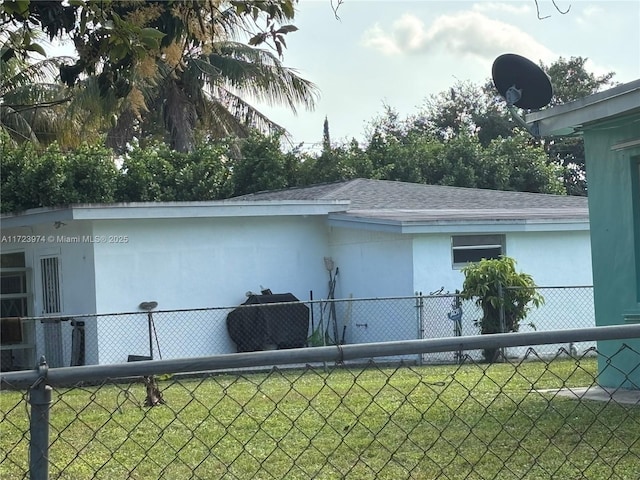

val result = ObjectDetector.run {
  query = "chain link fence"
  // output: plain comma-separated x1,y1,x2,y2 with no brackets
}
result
1,324,640,479
1,287,595,371
419,286,595,363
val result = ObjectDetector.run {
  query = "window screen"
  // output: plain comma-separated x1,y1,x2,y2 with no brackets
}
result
452,235,505,267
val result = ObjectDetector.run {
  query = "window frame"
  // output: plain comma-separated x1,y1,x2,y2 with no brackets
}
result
1,251,33,351
40,256,62,315
451,234,506,268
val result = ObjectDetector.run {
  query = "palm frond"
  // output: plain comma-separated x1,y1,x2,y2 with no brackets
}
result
199,97,250,138
0,49,87,147
193,41,318,113
0,105,40,144
2,82,71,109
207,88,287,136
1,56,73,95
1,82,74,145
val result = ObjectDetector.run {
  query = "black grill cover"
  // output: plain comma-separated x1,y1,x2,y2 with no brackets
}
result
226,293,309,352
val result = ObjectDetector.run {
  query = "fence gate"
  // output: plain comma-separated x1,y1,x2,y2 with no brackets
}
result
41,319,63,368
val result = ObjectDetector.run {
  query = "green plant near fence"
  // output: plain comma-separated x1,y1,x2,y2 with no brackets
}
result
2,357,639,479
461,256,544,362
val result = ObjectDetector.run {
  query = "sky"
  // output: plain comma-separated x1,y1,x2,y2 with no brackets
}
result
254,0,640,150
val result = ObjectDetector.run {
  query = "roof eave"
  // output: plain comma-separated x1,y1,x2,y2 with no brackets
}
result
525,79,640,137
328,213,590,234
1,200,351,229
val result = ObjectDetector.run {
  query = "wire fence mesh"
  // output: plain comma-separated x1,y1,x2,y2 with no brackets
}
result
1,324,640,480
419,286,595,363
1,286,596,371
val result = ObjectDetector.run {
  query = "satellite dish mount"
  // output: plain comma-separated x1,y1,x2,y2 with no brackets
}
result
505,86,523,106
492,53,553,136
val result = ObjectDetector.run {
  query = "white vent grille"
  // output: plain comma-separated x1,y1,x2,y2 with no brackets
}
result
41,257,61,314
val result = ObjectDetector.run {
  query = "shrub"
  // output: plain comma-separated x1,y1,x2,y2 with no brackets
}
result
461,256,543,362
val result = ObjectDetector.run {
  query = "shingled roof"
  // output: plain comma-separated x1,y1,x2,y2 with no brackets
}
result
234,179,589,224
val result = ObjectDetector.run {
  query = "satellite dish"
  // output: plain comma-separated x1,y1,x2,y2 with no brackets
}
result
492,53,553,136
492,54,553,109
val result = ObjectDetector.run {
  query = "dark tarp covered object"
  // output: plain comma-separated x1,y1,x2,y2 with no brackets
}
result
226,293,309,353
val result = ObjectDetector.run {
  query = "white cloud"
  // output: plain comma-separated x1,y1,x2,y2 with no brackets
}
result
583,58,615,79
361,23,403,56
362,11,555,64
472,2,532,15
576,6,605,25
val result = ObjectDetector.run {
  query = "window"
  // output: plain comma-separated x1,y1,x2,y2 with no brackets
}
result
1,270,28,318
1,252,30,344
41,256,62,314
452,235,505,267
0,252,29,345
1,252,36,369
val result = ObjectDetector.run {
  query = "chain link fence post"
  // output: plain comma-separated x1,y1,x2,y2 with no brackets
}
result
415,292,424,365
29,356,51,480
498,283,507,360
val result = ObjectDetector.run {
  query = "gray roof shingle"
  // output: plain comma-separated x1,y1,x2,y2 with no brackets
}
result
234,179,588,222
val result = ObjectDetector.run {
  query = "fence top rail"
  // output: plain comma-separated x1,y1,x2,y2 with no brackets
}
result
10,294,462,322
10,287,594,322
2,323,638,390
505,285,593,290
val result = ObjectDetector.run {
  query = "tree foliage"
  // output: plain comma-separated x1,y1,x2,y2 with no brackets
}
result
543,56,615,106
1,1,318,152
0,22,617,208
115,141,234,202
1,1,299,80
352,108,564,193
0,132,241,212
0,30,77,146
539,56,616,196
0,134,118,212
229,132,292,196
460,256,544,362
370,56,616,196
413,80,514,147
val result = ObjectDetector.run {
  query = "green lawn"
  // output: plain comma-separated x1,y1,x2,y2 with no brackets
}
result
1,358,639,479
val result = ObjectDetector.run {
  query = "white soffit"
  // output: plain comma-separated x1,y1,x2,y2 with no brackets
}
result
328,209,590,234
1,200,350,228
525,79,640,137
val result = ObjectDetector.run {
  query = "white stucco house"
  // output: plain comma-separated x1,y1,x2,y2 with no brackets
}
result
1,179,592,367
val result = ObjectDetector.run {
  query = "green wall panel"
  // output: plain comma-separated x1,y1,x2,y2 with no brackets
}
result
583,115,640,389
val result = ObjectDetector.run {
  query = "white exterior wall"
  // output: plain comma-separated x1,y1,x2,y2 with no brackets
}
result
91,216,331,363
328,227,414,298
504,230,594,357
1,222,97,367
412,233,473,362
412,229,593,293
505,230,592,287
328,227,416,347
412,234,466,295
412,229,594,360
2,211,594,366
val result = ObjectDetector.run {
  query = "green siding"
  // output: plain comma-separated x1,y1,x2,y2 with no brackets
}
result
583,115,640,389
633,159,640,301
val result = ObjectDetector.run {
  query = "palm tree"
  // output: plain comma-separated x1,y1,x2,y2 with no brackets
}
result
107,41,318,152
2,3,318,153
0,40,74,146
0,30,113,149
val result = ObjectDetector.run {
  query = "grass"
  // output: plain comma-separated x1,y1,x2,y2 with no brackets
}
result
1,357,640,479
